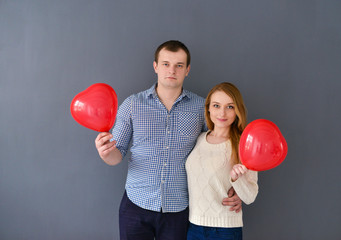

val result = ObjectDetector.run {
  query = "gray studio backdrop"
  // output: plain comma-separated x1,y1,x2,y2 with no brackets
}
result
1,0,341,239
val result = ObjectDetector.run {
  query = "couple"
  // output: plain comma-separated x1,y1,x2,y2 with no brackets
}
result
95,40,259,240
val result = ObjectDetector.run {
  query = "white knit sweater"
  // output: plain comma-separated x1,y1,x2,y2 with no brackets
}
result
186,131,258,228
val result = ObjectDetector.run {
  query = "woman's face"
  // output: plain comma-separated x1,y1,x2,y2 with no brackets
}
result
208,90,237,130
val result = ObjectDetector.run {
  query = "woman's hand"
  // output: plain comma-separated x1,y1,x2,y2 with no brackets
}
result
230,164,248,182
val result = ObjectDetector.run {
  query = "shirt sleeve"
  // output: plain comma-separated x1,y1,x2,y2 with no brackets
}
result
111,95,133,159
230,170,259,205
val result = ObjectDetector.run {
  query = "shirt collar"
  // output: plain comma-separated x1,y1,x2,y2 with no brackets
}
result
146,83,157,98
147,83,190,101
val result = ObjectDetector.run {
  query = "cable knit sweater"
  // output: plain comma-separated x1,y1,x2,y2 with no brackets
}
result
185,131,258,228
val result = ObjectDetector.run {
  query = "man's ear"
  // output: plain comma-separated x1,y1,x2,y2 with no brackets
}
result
153,61,158,73
186,64,191,76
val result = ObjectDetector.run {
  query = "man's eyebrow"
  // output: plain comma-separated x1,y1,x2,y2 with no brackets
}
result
161,61,185,65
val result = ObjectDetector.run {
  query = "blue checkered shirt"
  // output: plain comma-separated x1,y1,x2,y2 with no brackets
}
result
112,84,206,212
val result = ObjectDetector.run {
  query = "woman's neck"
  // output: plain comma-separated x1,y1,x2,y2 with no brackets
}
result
207,127,230,144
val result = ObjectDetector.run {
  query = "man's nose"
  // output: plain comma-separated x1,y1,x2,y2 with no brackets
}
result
169,65,176,73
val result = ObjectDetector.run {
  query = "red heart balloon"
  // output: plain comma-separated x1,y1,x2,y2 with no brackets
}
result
239,119,288,171
70,83,118,132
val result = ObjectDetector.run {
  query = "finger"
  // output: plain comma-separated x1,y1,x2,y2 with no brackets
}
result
225,195,241,206
99,142,116,157
101,134,113,145
228,197,242,208
235,165,247,176
232,169,241,179
96,132,110,140
233,163,242,169
222,198,237,206
241,165,248,174
222,195,235,202
100,141,116,152
236,164,244,171
237,165,244,173
97,134,113,148
230,204,242,212
233,165,242,173
227,187,235,198
223,201,235,207
95,132,110,145
230,170,237,181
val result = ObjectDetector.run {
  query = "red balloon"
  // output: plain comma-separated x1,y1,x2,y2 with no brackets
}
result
239,119,288,171
70,83,118,132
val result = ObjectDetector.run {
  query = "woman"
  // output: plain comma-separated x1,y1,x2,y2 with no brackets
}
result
186,82,259,240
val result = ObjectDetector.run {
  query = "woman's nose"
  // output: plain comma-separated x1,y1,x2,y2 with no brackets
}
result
219,108,227,116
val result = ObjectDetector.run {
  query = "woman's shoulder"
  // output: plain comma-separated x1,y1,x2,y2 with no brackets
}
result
195,131,209,145
198,131,209,139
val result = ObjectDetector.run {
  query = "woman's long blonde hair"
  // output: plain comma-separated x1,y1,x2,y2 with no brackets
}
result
205,82,247,165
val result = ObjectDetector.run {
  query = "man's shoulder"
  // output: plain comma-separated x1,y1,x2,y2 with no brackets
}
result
183,89,204,100
183,89,205,107
132,85,155,99
123,86,153,102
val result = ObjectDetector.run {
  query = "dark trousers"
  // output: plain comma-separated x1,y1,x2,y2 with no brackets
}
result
187,223,242,240
119,191,189,240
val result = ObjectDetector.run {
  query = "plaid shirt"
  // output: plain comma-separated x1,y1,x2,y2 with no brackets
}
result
112,84,205,212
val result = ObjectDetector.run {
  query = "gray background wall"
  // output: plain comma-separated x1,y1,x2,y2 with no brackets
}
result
1,0,340,239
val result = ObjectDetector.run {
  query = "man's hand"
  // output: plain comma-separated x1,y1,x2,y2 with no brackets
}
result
95,132,115,159
222,187,242,213
95,132,122,165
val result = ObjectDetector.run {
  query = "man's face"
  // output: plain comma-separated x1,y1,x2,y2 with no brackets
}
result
153,48,190,90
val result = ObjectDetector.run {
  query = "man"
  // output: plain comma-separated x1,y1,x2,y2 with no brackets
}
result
95,40,242,240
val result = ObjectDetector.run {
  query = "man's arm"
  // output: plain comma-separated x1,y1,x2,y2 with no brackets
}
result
95,132,122,165
222,187,242,213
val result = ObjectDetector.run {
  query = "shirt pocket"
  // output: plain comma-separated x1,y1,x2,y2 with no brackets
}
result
132,109,165,138
176,112,201,136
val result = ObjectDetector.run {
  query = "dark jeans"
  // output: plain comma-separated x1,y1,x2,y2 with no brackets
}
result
187,223,242,240
119,191,189,240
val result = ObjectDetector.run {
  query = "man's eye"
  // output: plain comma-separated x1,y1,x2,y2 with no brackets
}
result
177,65,183,68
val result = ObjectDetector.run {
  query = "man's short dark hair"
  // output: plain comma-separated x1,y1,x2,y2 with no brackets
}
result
154,40,191,67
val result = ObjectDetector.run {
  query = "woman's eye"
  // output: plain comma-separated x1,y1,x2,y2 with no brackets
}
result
227,105,234,109
213,104,219,108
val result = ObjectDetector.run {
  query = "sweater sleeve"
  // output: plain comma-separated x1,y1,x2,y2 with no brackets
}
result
230,170,258,205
